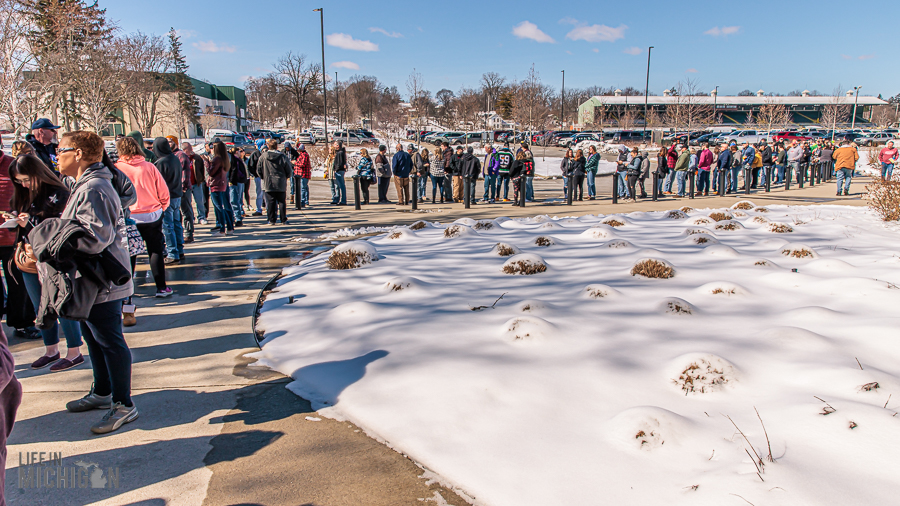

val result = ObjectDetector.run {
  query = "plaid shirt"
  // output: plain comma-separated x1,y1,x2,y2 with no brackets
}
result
293,151,311,178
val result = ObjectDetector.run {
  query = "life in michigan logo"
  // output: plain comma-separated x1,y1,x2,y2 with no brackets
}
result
17,451,120,489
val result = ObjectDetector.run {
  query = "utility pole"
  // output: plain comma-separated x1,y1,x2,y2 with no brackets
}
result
313,8,327,144
851,86,861,130
643,46,653,139
560,70,565,130
335,72,341,142
713,85,719,126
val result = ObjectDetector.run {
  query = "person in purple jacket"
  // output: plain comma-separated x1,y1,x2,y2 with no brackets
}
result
482,146,500,202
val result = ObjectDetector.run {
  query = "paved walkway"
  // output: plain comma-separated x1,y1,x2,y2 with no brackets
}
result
4,173,870,505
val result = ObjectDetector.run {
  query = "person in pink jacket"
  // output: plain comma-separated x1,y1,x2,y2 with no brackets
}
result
115,137,172,325
697,142,715,196
878,140,898,180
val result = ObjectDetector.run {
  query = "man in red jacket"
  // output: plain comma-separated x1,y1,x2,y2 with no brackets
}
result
697,142,714,196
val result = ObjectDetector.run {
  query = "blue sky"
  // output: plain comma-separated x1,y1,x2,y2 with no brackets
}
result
104,0,897,99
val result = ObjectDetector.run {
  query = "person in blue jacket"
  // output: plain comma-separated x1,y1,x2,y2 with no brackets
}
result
392,143,412,205
482,146,499,202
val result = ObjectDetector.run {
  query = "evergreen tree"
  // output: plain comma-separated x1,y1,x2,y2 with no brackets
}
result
168,27,199,136
497,91,514,120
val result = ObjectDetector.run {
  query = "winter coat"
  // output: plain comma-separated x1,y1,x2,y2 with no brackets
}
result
173,148,192,193
0,326,21,504
674,151,690,171
640,156,651,178
657,154,669,175
626,155,643,177
787,145,803,163
509,158,534,179
833,146,859,170
28,139,57,171
260,150,293,192
332,147,347,173
617,151,628,172
818,148,834,163
483,152,499,177
374,153,392,178
585,153,600,174
570,157,586,176
442,147,453,173
759,146,773,165
0,154,17,247
667,145,678,169
741,146,756,166
207,156,228,192
356,156,374,181
392,150,412,178
152,137,183,199
413,152,428,176
190,153,206,185
126,131,156,163
561,157,572,176
430,154,445,177
717,150,732,171
229,155,247,185
458,153,481,179
247,149,264,179
115,156,170,216
294,151,312,178
496,149,513,175
698,149,714,171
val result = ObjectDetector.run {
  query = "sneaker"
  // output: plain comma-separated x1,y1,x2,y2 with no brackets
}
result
251,211,262,216
184,236,194,244
15,327,42,340
225,229,234,236
234,221,244,227
31,353,60,369
163,257,179,265
67,390,112,412
91,402,139,434
50,354,84,372
155,287,173,298
199,219,208,225
843,190,849,196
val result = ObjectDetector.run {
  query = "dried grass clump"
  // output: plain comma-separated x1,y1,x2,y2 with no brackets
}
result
631,259,674,279
606,240,631,248
865,178,900,221
666,301,693,314
753,216,769,224
675,360,728,394
680,206,694,213
503,260,547,275
386,280,410,291
733,210,747,217
667,210,688,219
859,382,880,392
495,243,517,256
327,250,369,270
754,207,769,213
694,236,710,244
587,289,608,299
444,225,463,238
388,231,402,239
715,222,739,231
783,248,814,258
685,228,709,236
409,220,427,230
711,287,736,295
732,201,755,210
603,219,625,227
768,223,793,233
754,260,769,266
535,236,554,247
474,220,495,230
709,211,733,222
692,217,712,225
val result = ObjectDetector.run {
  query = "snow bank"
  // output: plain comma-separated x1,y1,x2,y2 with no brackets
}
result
254,204,900,506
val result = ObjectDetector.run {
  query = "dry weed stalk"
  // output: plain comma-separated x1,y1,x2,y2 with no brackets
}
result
754,407,774,463
782,248,813,258
733,201,755,210
726,415,765,472
604,219,625,227
534,236,554,247
444,225,463,238
814,396,836,415
695,236,710,244
865,177,900,221
768,223,793,233
715,222,739,231
327,250,369,270
631,259,674,279
709,212,732,222
680,206,694,213
474,221,494,230
503,261,547,275
494,243,517,256
754,207,769,212
388,231,402,239
409,220,427,230
859,381,880,392
667,210,688,219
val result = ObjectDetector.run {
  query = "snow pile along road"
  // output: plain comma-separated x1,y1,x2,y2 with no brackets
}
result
254,204,900,506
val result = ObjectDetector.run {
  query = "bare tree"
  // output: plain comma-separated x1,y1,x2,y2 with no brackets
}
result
665,79,713,134
120,32,173,136
245,75,281,127
273,52,321,128
821,87,850,133
0,0,40,133
756,97,790,135
870,105,897,129
406,68,425,141
72,39,126,132
455,87,481,134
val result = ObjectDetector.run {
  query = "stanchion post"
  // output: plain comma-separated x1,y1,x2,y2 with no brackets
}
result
689,170,695,199
765,166,771,192
744,167,751,195
353,175,361,210
567,174,574,205
410,174,417,210
785,164,792,191
612,174,619,204
652,171,658,201
798,163,804,189
519,176,526,207
463,175,470,209
718,169,726,196
295,176,303,210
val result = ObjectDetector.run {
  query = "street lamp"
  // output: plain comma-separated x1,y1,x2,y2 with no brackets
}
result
713,85,719,125
851,86,861,130
643,46,653,139
313,8,327,144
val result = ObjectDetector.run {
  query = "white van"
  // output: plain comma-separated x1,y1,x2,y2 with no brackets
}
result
205,128,235,141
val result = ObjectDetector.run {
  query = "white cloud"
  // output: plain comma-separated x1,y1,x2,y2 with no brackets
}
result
331,61,360,70
858,54,875,60
326,33,378,52
566,24,627,43
623,46,641,55
192,40,236,53
512,21,555,43
559,17,579,25
686,68,698,73
592,48,599,53
704,26,740,37
566,50,572,55
841,54,852,60
175,29,197,39
369,27,402,38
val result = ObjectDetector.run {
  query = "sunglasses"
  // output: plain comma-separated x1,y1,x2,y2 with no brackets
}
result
57,147,76,154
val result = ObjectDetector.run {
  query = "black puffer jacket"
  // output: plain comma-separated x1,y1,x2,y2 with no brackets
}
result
152,137,184,198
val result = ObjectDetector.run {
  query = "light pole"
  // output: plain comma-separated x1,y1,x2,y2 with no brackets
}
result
713,85,719,125
560,70,565,130
335,71,341,142
643,46,653,139
851,86,861,130
313,8,327,144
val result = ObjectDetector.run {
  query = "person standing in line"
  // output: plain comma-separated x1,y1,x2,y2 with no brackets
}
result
248,139,266,215
664,143,678,194
259,139,293,224
655,146,669,195
207,141,234,236
115,136,173,313
126,131,156,164
585,145,599,200
624,147,642,202
674,145,690,197
833,140,859,196
878,140,898,180
774,142,787,185
561,148,573,198
522,143,536,202
739,142,756,191
441,142,454,202
9,155,84,370
413,146,428,203
786,140,803,188
758,139,773,188
27,118,60,171
392,143,412,206
183,143,207,225
330,140,347,205
817,141,834,181
429,147,446,203
697,142,714,196
283,141,299,204
375,145,392,203
482,145,499,203
716,142,732,193
639,150,651,198
152,138,184,264
293,144,311,208
495,144,513,201
0,322,22,503
167,136,195,244
451,145,465,202
356,148,374,205
229,148,248,226
570,148,586,201
458,146,481,205
49,131,136,434
728,144,741,193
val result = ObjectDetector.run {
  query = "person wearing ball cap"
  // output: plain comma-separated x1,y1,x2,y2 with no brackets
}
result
28,118,60,170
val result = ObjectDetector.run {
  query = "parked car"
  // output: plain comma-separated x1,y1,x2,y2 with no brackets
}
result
294,131,316,144
331,131,378,146
430,132,463,145
558,133,602,147
451,132,489,145
612,131,651,143
690,133,720,146
857,132,897,146
772,131,812,143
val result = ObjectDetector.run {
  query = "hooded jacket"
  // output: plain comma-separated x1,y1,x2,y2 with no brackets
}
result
674,150,690,171
173,147,192,193
127,131,157,163
115,155,170,216
28,138,57,171
152,137,184,198
260,150,293,192
458,152,481,179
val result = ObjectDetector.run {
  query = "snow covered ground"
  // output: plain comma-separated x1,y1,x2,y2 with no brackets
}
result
254,203,900,506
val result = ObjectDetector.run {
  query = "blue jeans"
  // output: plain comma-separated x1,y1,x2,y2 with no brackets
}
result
229,183,244,222
882,162,894,179
837,168,853,192
210,190,234,231
728,167,740,192
526,176,534,201
418,175,428,199
675,171,687,196
191,184,207,220
663,171,673,192
483,174,497,200
330,172,347,204
775,164,785,184
81,299,132,406
162,197,184,260
254,177,265,212
22,271,82,348
712,169,719,191
586,171,596,197
617,172,627,196
298,177,309,205
498,175,510,199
